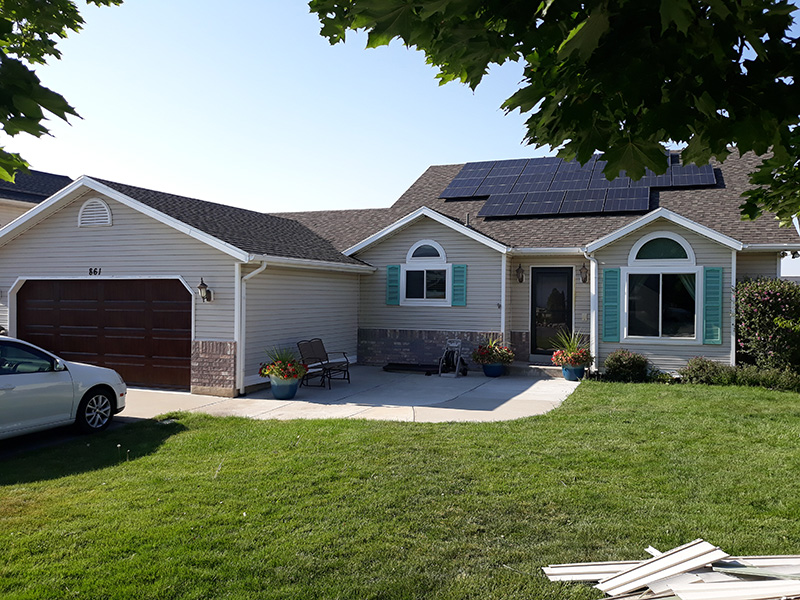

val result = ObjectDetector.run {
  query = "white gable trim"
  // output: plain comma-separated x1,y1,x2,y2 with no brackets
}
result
344,206,508,255
585,207,743,253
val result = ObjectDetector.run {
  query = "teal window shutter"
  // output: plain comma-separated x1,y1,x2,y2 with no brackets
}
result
386,265,400,305
703,267,723,344
602,268,621,342
451,264,467,306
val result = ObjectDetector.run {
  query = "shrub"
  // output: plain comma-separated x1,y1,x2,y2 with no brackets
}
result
678,356,737,385
603,348,650,382
735,364,800,393
735,278,800,370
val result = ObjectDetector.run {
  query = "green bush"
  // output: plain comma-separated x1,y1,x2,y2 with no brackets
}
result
678,356,800,393
678,356,737,385
735,278,800,370
603,348,650,382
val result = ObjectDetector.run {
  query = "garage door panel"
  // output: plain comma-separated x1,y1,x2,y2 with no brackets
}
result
17,279,191,389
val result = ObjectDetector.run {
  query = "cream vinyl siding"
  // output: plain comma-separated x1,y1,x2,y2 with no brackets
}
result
737,252,779,281
0,191,238,340
595,220,733,371
508,256,591,337
0,201,34,228
356,218,503,331
244,266,359,377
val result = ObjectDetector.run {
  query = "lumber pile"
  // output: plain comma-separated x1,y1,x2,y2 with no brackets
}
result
543,539,800,600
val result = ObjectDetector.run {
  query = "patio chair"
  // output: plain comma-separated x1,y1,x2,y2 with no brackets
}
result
297,338,350,389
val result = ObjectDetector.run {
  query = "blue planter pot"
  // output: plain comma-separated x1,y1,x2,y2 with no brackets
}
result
561,365,586,381
482,363,505,377
269,375,300,400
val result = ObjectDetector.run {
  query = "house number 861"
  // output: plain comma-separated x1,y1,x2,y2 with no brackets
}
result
88,268,102,275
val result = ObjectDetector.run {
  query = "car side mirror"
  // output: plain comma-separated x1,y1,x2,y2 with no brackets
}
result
54,359,68,372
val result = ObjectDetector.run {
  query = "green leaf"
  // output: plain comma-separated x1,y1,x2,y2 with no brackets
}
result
602,139,668,181
660,0,694,34
558,9,609,62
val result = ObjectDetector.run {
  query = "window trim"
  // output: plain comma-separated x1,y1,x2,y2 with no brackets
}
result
621,265,703,344
401,240,451,306
628,231,695,266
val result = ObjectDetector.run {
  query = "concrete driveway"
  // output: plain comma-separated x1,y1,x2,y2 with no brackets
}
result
120,365,580,424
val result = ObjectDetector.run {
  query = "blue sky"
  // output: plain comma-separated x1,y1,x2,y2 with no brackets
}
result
5,0,800,273
6,0,546,212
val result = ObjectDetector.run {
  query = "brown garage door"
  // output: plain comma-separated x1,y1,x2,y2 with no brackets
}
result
17,279,192,389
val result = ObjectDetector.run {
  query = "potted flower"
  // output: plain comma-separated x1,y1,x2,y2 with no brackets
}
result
471,338,515,377
550,329,593,381
259,347,308,400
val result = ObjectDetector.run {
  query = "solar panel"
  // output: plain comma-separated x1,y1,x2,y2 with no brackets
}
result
511,178,552,193
487,159,528,177
630,168,671,188
604,187,651,212
671,163,716,186
439,176,488,199
589,173,630,189
560,189,607,214
477,193,526,218
475,175,520,196
522,161,559,176
557,159,595,173
517,191,566,216
549,172,591,191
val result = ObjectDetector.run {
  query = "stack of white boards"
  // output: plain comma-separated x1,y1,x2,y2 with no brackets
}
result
542,539,800,600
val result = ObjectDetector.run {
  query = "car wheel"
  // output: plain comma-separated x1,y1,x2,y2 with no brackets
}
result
76,389,114,433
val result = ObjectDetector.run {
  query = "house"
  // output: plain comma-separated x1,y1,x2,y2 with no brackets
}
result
281,151,800,373
0,152,796,397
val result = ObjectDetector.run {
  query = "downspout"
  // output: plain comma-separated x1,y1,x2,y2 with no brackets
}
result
731,250,737,366
583,250,599,371
237,261,268,394
500,253,508,343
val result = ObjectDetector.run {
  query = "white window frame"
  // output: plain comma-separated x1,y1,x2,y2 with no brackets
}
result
401,240,451,306
622,232,701,344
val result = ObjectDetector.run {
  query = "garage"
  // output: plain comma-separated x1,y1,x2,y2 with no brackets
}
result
16,279,192,389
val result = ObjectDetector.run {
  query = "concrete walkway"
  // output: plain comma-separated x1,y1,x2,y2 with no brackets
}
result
119,366,580,424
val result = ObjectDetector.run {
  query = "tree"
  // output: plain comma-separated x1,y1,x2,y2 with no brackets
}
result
0,0,121,181
308,0,800,225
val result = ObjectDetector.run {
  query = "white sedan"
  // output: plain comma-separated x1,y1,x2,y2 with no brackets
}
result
0,337,126,440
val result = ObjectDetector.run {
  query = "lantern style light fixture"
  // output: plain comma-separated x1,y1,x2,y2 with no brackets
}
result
579,263,590,284
197,278,214,302
516,263,525,283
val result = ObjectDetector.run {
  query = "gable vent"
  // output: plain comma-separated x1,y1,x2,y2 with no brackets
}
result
79,198,112,227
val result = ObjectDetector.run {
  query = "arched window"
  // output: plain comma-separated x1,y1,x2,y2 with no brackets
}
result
624,231,699,339
403,240,449,303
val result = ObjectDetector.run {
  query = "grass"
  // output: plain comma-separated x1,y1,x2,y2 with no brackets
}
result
2,382,800,599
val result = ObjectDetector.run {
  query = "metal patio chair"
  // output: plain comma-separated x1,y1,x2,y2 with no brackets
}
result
297,338,350,389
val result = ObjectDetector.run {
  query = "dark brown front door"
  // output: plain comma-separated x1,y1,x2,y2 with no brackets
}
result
17,279,192,389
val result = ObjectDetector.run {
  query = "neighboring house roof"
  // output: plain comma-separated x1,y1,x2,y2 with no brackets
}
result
93,179,367,267
0,170,73,204
278,152,800,252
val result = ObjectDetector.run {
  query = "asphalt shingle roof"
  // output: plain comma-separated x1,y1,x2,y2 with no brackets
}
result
95,179,365,266
278,152,800,252
0,170,72,204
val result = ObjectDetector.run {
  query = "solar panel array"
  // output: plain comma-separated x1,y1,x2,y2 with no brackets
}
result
439,154,716,219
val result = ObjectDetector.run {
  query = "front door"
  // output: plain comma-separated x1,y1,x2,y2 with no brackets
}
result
531,267,573,354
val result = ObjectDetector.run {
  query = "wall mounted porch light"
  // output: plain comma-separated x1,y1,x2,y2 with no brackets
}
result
197,278,214,302
579,263,590,284
516,264,525,283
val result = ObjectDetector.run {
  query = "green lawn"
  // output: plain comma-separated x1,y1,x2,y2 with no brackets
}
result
2,382,800,599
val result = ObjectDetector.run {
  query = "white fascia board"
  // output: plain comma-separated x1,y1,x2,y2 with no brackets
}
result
586,208,743,253
80,177,251,261
510,247,585,255
344,206,507,255
742,243,800,251
248,254,375,273
0,176,90,245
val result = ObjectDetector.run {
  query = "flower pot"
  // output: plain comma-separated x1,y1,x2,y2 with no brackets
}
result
482,363,505,377
269,375,300,400
561,365,586,381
